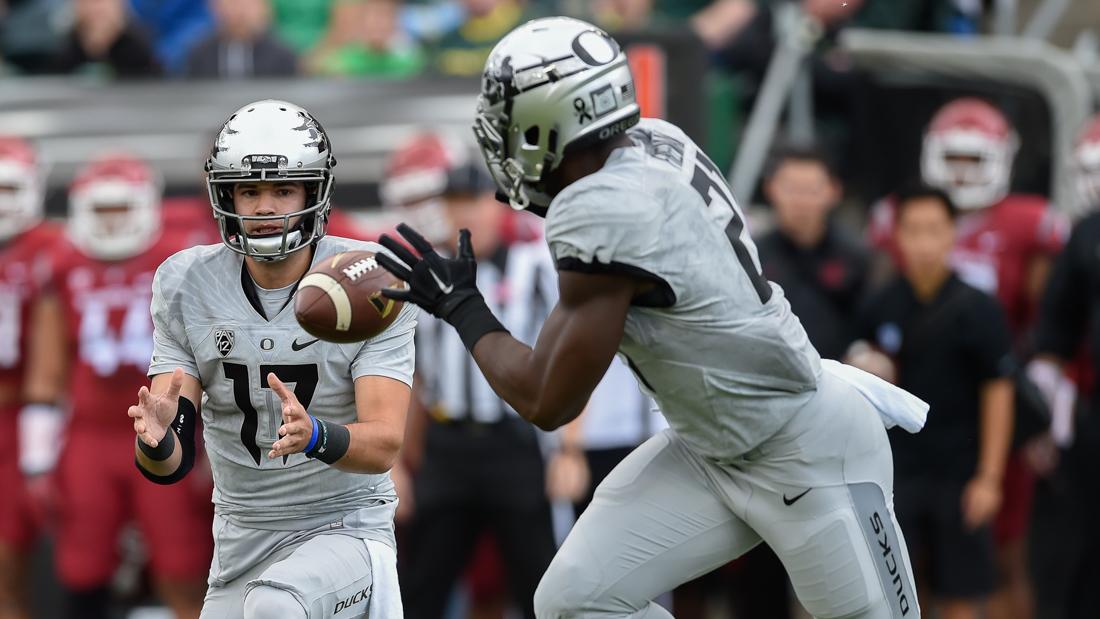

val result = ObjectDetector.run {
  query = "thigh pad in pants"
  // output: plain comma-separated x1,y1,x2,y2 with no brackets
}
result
746,481,918,619
245,533,375,618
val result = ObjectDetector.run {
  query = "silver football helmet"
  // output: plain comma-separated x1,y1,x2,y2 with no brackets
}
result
206,99,336,261
473,16,639,212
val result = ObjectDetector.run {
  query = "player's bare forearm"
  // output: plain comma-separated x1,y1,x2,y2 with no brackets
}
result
24,294,68,404
471,331,564,427
471,271,636,431
977,377,1014,483
334,420,406,474
333,375,411,474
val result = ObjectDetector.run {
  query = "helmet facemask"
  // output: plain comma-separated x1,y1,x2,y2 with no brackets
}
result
207,162,332,262
921,130,1018,210
473,96,557,212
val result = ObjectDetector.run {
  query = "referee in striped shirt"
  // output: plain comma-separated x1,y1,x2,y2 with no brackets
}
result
383,134,559,619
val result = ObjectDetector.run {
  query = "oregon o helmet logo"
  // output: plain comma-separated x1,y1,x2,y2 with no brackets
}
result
572,30,619,66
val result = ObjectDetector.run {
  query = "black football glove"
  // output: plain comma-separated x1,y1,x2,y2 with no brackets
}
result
377,223,508,350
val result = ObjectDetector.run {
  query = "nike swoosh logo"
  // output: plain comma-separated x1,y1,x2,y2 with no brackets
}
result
782,488,812,506
428,268,454,294
291,338,320,351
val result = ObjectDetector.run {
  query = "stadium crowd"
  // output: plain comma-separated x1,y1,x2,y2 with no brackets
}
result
1,0,1100,618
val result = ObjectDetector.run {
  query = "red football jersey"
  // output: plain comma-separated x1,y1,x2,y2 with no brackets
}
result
0,222,64,448
51,228,199,433
869,194,1068,336
0,222,63,390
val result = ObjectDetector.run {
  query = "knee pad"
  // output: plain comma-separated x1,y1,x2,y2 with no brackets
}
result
533,574,561,618
534,548,608,618
243,583,308,619
534,557,588,619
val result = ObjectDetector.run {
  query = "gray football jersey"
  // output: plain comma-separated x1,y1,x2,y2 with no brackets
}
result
546,118,821,460
149,236,416,527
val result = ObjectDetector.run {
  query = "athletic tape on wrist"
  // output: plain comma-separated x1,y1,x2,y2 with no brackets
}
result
449,294,508,351
305,417,351,465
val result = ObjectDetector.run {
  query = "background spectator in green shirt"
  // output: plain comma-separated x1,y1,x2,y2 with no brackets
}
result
428,0,537,77
270,0,334,53
306,0,425,78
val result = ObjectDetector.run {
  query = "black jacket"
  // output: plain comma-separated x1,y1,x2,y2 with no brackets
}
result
52,23,162,78
757,222,869,360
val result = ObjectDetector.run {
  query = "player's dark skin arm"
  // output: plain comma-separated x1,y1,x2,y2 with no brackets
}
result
378,137,639,431
470,270,640,431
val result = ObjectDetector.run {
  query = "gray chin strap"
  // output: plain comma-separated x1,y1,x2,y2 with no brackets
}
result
243,229,304,262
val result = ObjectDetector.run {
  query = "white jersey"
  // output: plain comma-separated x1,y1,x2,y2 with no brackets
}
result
149,236,416,531
545,118,820,460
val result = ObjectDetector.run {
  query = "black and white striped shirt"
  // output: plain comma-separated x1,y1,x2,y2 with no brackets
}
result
414,240,557,423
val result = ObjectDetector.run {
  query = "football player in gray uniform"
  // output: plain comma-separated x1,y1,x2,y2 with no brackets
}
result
377,16,924,619
128,99,416,619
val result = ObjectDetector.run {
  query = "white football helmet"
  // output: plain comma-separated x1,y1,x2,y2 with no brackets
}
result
68,153,162,260
473,16,639,212
206,99,335,261
921,98,1019,210
0,136,46,243
1074,114,1100,212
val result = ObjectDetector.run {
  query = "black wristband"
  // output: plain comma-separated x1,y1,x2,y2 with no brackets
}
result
136,396,197,485
305,417,351,465
446,293,509,351
137,429,176,461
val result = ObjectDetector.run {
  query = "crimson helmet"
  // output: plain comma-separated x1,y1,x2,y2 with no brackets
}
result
0,136,46,242
1074,114,1100,211
381,132,493,243
921,98,1019,210
68,153,162,260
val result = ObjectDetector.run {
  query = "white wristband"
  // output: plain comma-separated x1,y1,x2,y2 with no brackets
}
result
18,403,64,476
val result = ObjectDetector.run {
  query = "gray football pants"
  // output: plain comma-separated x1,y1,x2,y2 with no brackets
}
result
199,527,379,619
534,370,920,619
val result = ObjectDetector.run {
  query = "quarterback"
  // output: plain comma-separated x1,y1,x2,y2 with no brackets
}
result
128,100,415,618
379,16,925,619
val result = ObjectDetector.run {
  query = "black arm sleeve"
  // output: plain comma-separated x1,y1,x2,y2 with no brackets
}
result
1035,216,1095,359
135,397,197,485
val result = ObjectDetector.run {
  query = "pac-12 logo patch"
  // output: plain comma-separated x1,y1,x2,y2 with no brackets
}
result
214,329,235,357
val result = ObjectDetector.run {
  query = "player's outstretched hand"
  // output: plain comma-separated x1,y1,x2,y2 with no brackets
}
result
128,367,184,448
376,223,482,324
268,373,312,459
